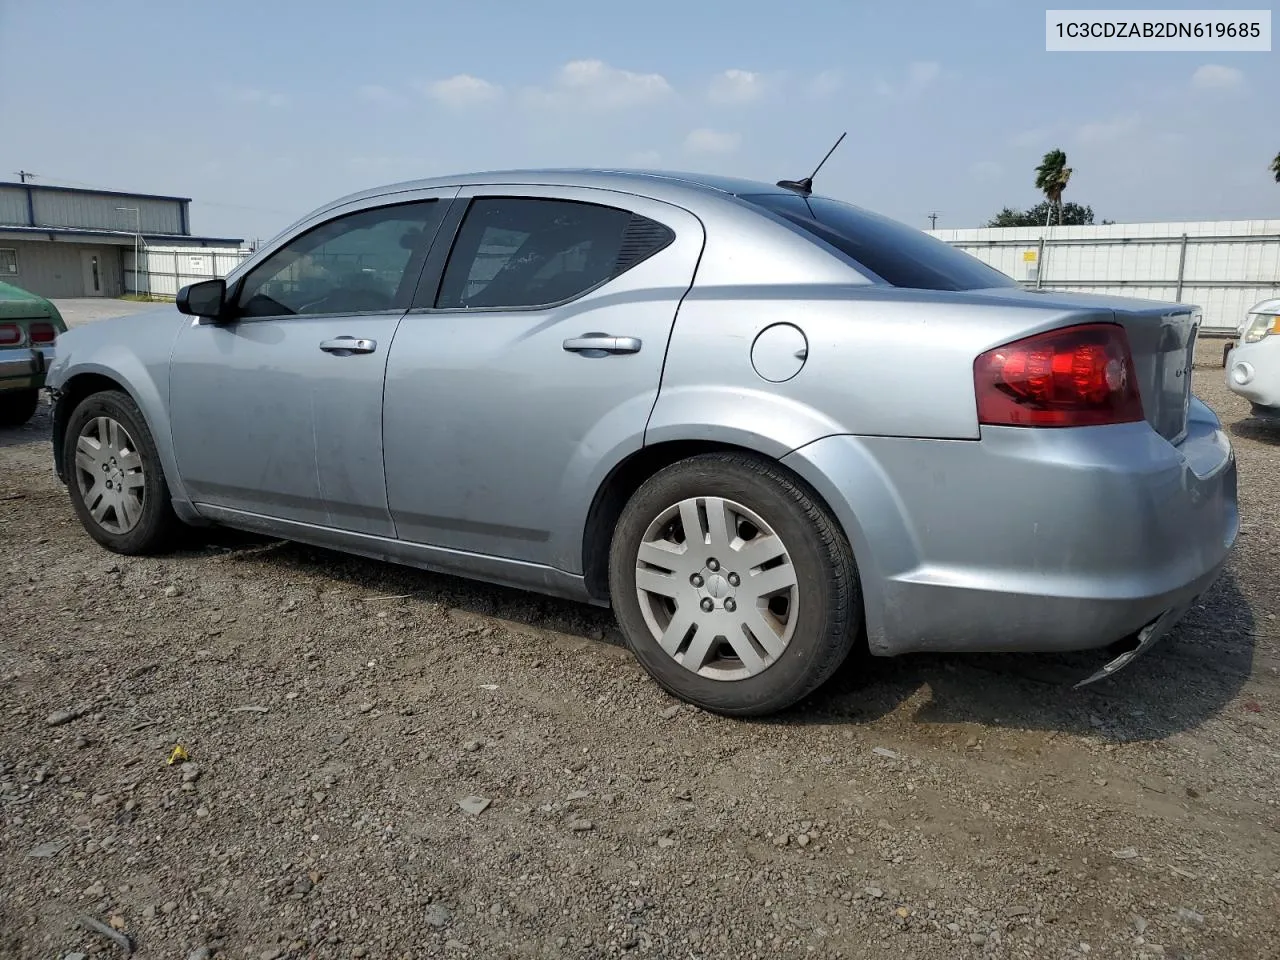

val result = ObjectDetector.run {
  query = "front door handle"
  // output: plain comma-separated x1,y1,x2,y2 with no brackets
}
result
319,337,377,355
562,334,642,355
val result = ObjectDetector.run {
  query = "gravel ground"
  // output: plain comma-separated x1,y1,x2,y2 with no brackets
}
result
1,336,1277,960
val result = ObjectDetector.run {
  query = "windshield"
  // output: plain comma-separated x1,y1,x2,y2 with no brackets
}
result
743,193,1016,292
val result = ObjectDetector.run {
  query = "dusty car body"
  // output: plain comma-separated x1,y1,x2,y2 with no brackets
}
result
0,280,64,426
45,169,1238,714
1225,297,1280,421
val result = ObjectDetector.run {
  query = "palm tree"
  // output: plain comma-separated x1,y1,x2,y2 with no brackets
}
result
1034,149,1073,227
1272,151,1280,183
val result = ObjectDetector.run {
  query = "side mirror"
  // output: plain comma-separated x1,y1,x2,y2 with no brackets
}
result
176,279,229,321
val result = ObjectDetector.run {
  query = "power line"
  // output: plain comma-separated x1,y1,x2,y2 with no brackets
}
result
927,211,940,230
15,170,36,183
11,169,297,217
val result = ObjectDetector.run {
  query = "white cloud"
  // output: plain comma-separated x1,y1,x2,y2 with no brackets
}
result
708,69,765,104
626,149,662,166
523,60,673,111
358,84,401,105
874,60,941,99
807,69,843,99
1190,64,1245,91
227,87,290,108
684,128,741,155
970,160,1004,182
421,74,503,109
1075,114,1139,145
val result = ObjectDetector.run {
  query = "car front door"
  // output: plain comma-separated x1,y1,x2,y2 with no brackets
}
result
382,185,704,570
168,191,453,535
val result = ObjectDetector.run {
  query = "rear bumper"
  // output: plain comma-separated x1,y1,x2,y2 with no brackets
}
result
1226,339,1280,409
0,345,54,391
782,398,1238,658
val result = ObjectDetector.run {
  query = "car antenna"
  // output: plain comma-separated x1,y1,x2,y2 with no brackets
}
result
776,132,846,196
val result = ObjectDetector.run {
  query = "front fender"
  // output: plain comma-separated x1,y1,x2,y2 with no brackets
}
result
47,309,193,513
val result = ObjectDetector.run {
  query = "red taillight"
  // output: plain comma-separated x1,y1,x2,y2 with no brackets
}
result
0,323,19,346
29,322,57,344
974,323,1144,428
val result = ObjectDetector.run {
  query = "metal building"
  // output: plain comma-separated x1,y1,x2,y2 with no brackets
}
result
0,181,242,298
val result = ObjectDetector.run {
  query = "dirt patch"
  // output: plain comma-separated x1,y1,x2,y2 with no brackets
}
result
1,337,1277,959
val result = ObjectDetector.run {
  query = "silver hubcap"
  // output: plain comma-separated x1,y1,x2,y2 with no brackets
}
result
635,496,798,681
74,416,145,534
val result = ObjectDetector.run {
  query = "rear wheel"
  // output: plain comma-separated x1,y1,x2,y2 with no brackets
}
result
0,389,39,427
608,452,861,717
63,390,181,554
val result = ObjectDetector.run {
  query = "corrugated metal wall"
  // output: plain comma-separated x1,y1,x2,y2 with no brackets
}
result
0,186,29,225
0,239,123,298
30,190,183,235
124,245,249,297
929,219,1280,333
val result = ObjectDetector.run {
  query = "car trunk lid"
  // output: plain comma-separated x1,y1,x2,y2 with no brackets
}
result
1108,301,1199,444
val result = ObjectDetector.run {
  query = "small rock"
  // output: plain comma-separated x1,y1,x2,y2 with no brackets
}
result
872,747,899,760
352,949,368,958
196,805,210,817
164,585,183,598
1141,945,1165,956
1004,906,1030,917
187,948,212,960
1185,785,1200,799
260,949,283,960
659,705,681,719
458,795,491,815
772,834,789,847
424,903,451,927
969,933,987,945
74,735,90,749
358,702,374,714
796,833,811,848
142,905,157,919
181,765,201,783
568,818,594,832
656,836,676,849
1132,915,1148,935
555,937,568,949
161,901,179,915
1176,906,1204,926
566,790,590,801
1112,847,1139,860
83,881,105,898
65,954,88,960
26,840,66,858
964,735,979,748
462,739,482,752
330,732,349,746
47,706,88,727
864,887,884,899
90,793,111,806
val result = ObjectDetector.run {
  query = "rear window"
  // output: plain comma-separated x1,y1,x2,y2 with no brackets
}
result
742,193,1015,292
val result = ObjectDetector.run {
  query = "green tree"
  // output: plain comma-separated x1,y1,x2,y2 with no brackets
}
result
1033,149,1073,226
1272,151,1280,183
986,201,1096,228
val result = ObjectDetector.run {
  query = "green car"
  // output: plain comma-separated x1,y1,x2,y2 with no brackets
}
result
0,280,66,426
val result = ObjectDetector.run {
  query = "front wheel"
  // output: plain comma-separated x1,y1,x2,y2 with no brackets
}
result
608,452,861,717
63,389,181,554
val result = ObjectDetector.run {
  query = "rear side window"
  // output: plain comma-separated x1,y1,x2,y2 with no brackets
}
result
436,198,673,310
743,193,1014,292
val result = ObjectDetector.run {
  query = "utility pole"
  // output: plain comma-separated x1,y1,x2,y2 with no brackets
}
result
15,170,36,183
927,211,940,230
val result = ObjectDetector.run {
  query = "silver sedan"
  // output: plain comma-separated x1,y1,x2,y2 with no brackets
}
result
45,169,1239,715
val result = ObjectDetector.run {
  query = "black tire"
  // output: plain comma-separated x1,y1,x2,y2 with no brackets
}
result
63,389,181,555
608,452,861,717
0,389,39,427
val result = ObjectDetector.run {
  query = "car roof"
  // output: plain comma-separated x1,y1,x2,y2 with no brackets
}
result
321,168,795,215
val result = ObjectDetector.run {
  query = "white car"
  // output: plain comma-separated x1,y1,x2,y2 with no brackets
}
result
1226,298,1280,420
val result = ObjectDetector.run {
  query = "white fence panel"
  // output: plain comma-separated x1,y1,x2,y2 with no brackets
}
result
124,245,251,298
930,219,1280,333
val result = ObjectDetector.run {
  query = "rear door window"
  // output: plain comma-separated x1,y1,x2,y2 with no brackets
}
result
743,193,1014,292
436,197,673,310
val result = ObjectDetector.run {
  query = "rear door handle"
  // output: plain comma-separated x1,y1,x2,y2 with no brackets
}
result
562,334,642,355
319,337,377,355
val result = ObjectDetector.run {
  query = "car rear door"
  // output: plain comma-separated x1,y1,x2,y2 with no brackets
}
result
381,185,704,570
168,190,454,535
